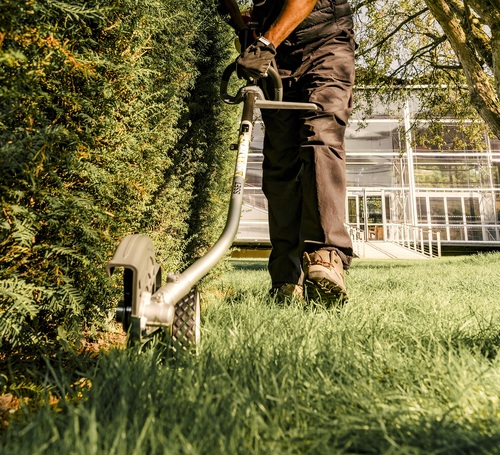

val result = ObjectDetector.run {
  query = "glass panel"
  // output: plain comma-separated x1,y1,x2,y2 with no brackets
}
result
414,123,486,152
467,227,484,241
484,227,500,241
346,158,395,188
449,226,465,241
345,121,402,188
384,195,391,224
416,197,427,223
366,196,383,239
346,121,401,152
433,227,448,241
348,197,358,224
352,96,404,119
245,153,263,188
250,121,265,150
429,197,446,224
497,194,500,222
445,197,466,240
359,197,365,223
366,196,382,224
244,153,266,210
490,136,500,151
388,190,408,224
243,189,267,210
413,160,490,188
494,164,500,188
447,197,463,225
464,197,481,224
413,123,489,189
491,137,500,188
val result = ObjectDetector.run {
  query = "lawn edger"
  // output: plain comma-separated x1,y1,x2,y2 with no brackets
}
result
106,60,317,351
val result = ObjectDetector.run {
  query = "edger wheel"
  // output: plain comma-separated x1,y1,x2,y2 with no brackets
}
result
171,287,201,352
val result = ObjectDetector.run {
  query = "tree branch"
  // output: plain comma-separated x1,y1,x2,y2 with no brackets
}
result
359,7,429,56
423,0,500,137
387,36,447,79
461,0,493,69
465,0,500,26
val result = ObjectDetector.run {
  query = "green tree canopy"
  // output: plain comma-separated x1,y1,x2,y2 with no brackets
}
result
353,0,500,138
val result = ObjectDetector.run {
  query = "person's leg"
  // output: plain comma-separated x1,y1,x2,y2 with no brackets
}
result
297,28,356,268
261,23,355,300
261,105,303,287
293,28,356,303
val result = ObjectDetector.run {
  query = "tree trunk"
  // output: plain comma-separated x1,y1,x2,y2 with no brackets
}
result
424,0,500,138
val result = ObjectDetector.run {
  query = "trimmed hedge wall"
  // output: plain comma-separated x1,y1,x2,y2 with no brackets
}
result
0,0,238,354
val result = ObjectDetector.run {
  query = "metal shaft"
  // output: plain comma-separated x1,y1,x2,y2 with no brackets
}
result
149,91,256,313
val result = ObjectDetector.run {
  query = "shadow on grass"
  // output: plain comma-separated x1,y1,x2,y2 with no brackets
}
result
337,417,500,453
393,416,500,453
450,330,500,360
229,259,268,271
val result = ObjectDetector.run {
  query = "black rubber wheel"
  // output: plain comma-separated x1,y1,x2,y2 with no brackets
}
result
171,287,201,353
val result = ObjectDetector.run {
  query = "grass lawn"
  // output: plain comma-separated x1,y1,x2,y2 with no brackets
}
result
1,253,500,454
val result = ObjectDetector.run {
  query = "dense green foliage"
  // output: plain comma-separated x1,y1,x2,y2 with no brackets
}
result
1,254,500,453
0,0,237,354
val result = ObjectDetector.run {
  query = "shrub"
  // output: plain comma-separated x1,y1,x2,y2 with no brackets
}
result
0,0,236,356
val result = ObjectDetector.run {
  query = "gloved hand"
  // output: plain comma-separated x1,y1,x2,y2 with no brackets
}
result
236,38,276,80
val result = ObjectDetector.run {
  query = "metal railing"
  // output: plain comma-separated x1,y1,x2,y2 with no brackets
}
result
387,224,441,258
426,223,500,243
346,223,441,258
345,224,366,258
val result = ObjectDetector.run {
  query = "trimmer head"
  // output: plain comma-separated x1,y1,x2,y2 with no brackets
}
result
106,234,161,337
106,234,200,350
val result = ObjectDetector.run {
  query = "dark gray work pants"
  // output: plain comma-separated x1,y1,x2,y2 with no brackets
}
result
261,19,356,286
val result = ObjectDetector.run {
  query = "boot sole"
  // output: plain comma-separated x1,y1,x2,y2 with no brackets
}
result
305,278,348,306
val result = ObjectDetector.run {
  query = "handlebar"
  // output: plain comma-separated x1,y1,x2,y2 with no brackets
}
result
220,61,318,111
220,62,283,105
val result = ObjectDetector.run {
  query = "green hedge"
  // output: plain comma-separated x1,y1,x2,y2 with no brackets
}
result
0,0,237,355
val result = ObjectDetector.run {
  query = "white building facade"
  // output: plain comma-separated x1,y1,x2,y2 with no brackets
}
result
237,97,500,255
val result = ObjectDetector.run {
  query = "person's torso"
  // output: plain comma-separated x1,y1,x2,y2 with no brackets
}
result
252,0,352,44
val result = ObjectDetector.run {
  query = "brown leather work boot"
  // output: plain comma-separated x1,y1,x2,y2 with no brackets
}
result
269,283,304,304
303,249,347,305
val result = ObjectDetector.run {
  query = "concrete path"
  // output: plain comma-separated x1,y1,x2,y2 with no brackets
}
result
359,241,429,259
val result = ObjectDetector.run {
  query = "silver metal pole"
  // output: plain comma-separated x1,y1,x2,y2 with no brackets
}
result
403,99,418,228
363,188,369,241
150,92,257,311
